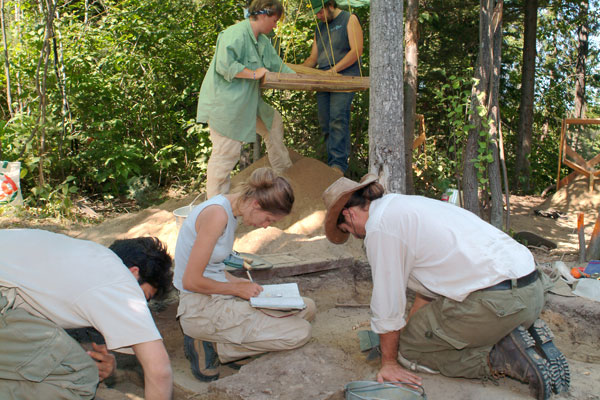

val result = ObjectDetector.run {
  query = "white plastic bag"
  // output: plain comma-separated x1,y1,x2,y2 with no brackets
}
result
441,188,460,206
572,278,600,302
0,161,23,206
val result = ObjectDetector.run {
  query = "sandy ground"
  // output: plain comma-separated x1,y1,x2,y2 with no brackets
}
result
3,154,600,399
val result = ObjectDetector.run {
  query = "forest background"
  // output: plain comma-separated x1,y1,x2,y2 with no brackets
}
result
0,0,599,218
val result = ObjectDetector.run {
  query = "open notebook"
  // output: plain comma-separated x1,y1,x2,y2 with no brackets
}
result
250,283,306,310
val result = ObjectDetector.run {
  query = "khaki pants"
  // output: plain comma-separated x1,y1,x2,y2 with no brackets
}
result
178,292,315,363
0,294,98,400
398,278,545,379
206,111,293,199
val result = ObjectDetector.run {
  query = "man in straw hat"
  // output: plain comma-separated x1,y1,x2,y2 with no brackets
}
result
322,175,569,399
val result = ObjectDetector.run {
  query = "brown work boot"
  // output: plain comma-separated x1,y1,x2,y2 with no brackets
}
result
489,326,552,400
528,319,570,394
183,334,220,382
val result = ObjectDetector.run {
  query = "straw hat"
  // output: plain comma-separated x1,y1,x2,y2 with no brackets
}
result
322,173,378,244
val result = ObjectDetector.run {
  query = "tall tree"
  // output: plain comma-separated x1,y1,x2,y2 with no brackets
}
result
1,0,13,119
513,0,538,193
463,0,503,219
487,1,504,228
404,0,418,194
574,0,589,118
31,0,57,186
369,0,405,192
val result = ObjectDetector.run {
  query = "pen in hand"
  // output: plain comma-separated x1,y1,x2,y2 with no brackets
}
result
243,260,253,282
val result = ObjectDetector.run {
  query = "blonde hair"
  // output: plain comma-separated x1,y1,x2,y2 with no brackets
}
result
236,167,294,215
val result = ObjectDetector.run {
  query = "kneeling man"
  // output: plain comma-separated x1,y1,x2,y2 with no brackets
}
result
322,175,569,400
0,229,173,400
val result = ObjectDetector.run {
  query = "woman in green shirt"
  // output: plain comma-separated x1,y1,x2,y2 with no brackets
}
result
197,0,295,198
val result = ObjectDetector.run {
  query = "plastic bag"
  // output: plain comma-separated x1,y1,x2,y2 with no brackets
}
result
441,188,460,206
572,278,600,302
0,161,23,206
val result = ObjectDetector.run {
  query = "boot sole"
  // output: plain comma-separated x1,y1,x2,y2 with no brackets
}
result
510,326,552,400
528,319,571,394
183,335,220,382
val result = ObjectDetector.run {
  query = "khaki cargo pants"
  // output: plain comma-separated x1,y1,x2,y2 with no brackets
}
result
399,277,545,378
206,110,293,199
178,292,316,363
0,292,98,399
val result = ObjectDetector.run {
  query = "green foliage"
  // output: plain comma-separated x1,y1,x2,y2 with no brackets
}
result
28,176,78,218
1,0,599,217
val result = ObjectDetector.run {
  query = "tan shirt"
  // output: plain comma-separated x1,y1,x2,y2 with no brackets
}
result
0,229,161,353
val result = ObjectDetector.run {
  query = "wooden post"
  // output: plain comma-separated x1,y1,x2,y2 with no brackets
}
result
585,214,600,261
557,118,566,190
578,213,586,262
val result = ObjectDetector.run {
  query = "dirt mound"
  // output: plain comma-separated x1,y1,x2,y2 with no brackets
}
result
231,150,341,236
537,174,600,213
75,151,365,259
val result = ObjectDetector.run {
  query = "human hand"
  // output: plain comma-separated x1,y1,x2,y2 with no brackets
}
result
88,343,117,381
254,68,268,80
236,281,263,300
376,361,422,386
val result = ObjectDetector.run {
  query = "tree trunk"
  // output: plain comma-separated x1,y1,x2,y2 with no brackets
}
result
574,0,588,118
14,1,24,114
369,0,405,193
1,0,14,119
488,1,504,229
403,0,418,195
463,0,494,217
513,0,538,193
34,0,57,186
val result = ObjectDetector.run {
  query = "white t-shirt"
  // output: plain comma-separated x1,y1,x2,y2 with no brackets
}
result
365,194,535,335
0,229,161,353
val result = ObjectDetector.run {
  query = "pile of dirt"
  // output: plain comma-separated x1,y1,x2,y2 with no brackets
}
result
75,151,366,260
537,174,600,214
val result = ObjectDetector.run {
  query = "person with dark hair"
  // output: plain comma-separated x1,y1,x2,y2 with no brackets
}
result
303,0,363,175
109,237,173,300
174,167,315,382
322,175,569,400
197,0,295,198
0,230,173,400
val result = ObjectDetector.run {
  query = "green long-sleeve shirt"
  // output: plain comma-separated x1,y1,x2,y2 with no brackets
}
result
196,19,294,143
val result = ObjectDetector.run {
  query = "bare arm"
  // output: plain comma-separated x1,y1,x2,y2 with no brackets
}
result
376,331,422,385
235,67,268,80
132,340,173,400
331,14,363,74
302,38,319,68
181,206,263,300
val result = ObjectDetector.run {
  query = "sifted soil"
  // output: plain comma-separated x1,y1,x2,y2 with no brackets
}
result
537,174,600,214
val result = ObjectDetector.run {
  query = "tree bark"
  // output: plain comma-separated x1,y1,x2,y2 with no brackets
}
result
403,0,418,195
33,0,57,186
369,0,405,193
1,0,14,118
574,0,588,118
513,0,538,193
487,1,504,229
463,0,493,217
463,0,505,223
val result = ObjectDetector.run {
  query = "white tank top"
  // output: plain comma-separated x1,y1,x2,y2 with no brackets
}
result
173,195,238,292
